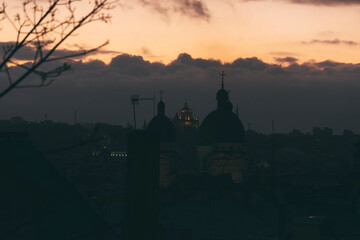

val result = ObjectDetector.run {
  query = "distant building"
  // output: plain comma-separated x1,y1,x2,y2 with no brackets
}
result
110,151,128,158
141,74,248,185
174,102,199,129
291,216,334,240
313,127,333,136
197,72,247,183
147,97,178,187
173,102,199,173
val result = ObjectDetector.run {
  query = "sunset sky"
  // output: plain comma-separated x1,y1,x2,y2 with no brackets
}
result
3,0,360,65
2,0,360,133
103,0,360,65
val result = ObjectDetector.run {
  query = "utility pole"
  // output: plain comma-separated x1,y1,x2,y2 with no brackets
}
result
153,93,155,117
272,119,275,178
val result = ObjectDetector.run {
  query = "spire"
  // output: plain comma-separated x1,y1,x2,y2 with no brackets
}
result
157,101,165,115
183,100,189,110
216,71,230,110
219,71,226,89
160,89,164,101
158,89,165,116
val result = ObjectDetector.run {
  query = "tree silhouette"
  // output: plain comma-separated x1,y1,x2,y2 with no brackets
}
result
0,0,116,99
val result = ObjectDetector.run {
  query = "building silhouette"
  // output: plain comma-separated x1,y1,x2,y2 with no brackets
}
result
197,72,247,183
146,72,248,185
125,130,160,240
174,102,199,129
0,132,120,240
147,96,178,187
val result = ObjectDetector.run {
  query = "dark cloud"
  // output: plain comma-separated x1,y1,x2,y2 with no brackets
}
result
240,0,360,5
140,47,154,57
314,60,344,68
0,41,118,61
274,57,298,64
302,39,358,46
289,0,360,5
138,0,210,21
229,57,270,71
173,0,211,21
2,53,360,134
168,53,222,70
139,0,169,15
109,54,164,76
270,51,300,56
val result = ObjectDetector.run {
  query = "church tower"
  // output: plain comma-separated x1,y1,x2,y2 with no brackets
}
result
147,92,178,187
197,71,247,183
175,101,199,129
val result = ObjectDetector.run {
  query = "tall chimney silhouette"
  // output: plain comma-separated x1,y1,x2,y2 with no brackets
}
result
125,130,161,240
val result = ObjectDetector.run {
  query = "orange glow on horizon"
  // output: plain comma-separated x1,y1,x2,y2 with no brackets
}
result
2,0,360,65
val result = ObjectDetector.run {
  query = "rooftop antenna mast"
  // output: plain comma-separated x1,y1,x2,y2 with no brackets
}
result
131,94,156,129
153,93,155,116
272,120,276,181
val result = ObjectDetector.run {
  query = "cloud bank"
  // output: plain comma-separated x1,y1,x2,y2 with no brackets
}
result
289,0,360,5
302,39,358,46
274,57,298,64
239,0,360,5
2,53,360,134
0,42,118,61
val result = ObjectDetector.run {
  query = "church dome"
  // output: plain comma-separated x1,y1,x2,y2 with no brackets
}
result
198,72,245,145
147,100,176,142
199,109,245,145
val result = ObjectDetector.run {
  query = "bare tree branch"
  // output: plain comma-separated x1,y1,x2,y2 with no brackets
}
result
0,0,59,70
45,41,109,63
0,0,117,98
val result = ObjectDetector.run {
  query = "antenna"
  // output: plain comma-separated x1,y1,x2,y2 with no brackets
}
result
153,93,155,117
131,95,139,129
131,94,156,129
272,120,276,179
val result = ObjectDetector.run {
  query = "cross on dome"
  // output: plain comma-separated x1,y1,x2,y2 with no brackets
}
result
219,71,226,89
159,89,164,101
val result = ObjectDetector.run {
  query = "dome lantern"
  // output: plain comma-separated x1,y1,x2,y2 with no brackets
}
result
198,71,245,145
147,90,176,142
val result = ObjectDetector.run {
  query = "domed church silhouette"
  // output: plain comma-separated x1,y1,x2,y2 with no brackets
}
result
147,72,247,185
197,71,247,183
147,91,178,187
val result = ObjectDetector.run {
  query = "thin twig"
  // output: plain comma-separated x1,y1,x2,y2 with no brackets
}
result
0,0,111,98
